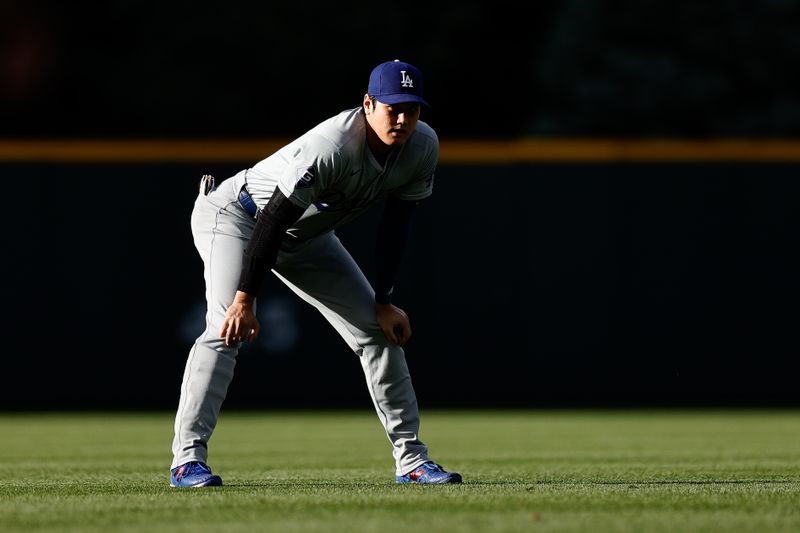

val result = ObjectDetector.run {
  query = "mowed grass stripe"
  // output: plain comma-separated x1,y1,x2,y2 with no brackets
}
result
1,410,799,533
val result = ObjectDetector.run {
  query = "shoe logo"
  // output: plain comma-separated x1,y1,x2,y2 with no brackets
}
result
174,465,187,481
400,71,414,88
409,467,425,481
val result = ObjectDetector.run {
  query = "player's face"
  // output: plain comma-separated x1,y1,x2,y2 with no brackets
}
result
364,97,421,149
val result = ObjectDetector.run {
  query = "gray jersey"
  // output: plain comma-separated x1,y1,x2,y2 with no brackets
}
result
245,107,438,240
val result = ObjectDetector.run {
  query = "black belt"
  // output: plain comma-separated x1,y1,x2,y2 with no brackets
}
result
238,188,260,219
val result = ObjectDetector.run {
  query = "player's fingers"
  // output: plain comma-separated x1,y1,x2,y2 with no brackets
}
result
394,325,406,346
383,324,397,344
223,319,239,346
399,322,412,346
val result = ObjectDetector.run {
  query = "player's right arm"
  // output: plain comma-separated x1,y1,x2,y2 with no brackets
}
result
219,188,305,346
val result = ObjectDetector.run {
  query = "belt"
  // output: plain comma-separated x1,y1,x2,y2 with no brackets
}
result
238,188,260,219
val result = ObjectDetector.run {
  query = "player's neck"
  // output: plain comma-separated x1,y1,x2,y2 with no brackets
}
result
365,127,392,166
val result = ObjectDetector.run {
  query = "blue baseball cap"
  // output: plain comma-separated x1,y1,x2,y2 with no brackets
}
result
368,59,429,107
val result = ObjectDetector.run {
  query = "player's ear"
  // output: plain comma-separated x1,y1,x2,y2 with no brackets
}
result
363,94,372,114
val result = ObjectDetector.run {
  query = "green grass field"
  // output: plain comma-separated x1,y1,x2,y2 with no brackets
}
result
1,410,799,532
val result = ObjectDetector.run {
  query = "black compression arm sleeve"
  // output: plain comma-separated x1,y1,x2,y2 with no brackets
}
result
237,188,305,296
374,196,418,304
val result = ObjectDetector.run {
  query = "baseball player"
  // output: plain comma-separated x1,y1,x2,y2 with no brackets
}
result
170,60,462,487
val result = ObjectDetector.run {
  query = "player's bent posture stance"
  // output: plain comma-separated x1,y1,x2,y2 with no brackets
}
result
170,60,461,487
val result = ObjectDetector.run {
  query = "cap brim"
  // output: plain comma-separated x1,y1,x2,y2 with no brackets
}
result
374,94,430,108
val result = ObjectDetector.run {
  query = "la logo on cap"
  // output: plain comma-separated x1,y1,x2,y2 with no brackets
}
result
401,71,414,88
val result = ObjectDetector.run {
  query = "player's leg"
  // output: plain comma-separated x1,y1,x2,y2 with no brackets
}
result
273,232,432,476
171,173,255,472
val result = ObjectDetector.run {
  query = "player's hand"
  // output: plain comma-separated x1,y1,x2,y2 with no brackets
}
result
375,303,412,346
219,291,260,347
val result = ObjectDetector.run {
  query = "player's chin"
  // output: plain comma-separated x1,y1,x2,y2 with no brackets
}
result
385,131,409,145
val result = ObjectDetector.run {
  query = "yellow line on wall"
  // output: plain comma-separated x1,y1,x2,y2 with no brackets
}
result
441,139,800,163
0,139,798,163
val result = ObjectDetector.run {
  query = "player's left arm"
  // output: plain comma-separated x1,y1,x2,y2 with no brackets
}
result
374,196,419,346
375,129,437,346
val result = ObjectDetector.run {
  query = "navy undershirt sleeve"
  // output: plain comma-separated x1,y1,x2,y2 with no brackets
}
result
237,188,305,296
374,196,418,304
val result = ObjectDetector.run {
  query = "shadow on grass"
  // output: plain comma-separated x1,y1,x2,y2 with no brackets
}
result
531,479,798,486
211,479,800,490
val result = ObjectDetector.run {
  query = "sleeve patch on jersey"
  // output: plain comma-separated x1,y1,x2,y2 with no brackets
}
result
294,165,317,189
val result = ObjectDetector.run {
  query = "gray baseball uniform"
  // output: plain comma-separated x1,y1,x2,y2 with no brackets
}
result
171,107,438,476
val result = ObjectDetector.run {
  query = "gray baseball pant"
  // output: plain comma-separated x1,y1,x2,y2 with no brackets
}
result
171,171,431,476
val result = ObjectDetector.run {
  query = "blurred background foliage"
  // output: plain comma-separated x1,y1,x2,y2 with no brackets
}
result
2,0,798,139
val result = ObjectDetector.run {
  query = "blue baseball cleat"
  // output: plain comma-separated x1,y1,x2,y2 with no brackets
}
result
170,461,223,488
396,462,462,484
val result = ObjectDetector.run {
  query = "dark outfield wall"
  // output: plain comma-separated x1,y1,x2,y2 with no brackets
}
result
2,162,798,409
